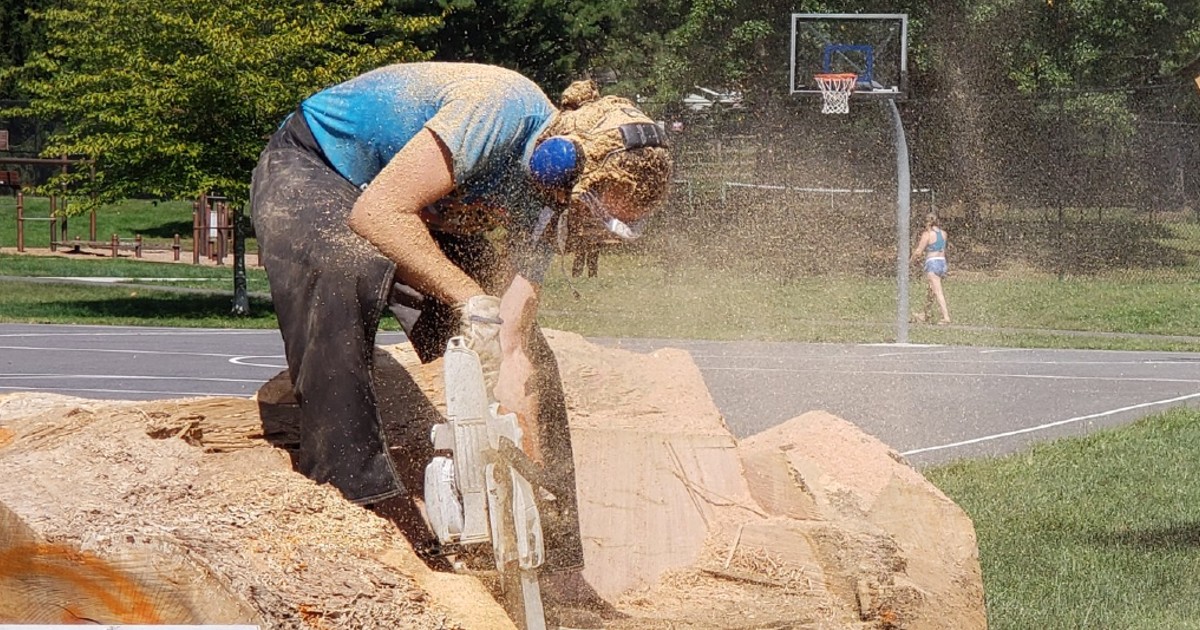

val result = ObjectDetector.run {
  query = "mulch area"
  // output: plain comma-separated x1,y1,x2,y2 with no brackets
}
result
0,246,260,268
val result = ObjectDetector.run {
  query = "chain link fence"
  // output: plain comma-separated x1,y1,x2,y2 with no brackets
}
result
644,87,1200,279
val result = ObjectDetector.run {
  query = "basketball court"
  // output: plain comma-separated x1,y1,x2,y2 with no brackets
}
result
3,323,1200,471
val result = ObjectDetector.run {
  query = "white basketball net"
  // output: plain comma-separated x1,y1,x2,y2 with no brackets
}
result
814,73,857,114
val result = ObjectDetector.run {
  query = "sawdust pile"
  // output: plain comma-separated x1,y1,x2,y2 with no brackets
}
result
0,331,986,629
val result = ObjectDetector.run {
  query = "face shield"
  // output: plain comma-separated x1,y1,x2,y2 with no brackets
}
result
553,187,650,255
577,189,645,240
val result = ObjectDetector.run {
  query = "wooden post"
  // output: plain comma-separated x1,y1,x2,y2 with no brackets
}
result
135,234,143,258
192,199,201,264
90,162,97,241
110,233,118,258
199,192,210,260
231,203,249,316
173,234,181,261
15,191,24,253
215,202,228,265
48,195,57,252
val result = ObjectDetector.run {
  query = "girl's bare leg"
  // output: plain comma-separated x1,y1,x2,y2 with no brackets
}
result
923,278,935,322
927,272,950,323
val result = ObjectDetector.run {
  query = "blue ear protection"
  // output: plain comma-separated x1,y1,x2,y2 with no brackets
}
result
530,122,670,189
529,136,582,188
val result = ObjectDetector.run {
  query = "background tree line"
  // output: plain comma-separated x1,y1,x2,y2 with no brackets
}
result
1,0,1200,218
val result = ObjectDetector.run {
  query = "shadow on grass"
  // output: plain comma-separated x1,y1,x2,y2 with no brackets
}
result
952,217,1189,273
0,293,277,323
1096,522,1200,550
137,219,196,240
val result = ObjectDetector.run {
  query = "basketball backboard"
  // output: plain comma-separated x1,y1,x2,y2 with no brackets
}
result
790,13,908,99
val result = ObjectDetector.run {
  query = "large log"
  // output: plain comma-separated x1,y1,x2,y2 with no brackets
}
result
0,330,987,628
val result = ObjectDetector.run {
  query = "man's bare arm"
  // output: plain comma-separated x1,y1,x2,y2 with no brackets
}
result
347,128,482,306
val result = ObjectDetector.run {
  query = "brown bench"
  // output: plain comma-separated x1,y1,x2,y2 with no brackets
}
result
0,171,20,187
54,234,184,261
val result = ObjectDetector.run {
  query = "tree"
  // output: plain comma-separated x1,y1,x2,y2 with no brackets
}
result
2,0,439,207
597,0,933,113
395,0,621,93
0,0,49,98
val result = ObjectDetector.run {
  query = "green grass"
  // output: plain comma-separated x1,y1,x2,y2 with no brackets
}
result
0,277,279,327
928,408,1200,629
0,195,197,248
537,253,1200,350
0,253,272,293
1,248,1200,348
0,195,1198,346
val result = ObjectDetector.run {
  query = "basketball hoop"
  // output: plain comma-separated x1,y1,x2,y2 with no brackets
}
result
814,73,857,114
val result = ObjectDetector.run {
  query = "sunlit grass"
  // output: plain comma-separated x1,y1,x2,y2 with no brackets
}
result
0,195,257,251
1,242,1199,349
929,407,1200,629
0,278,279,328
538,253,1200,348
0,253,271,293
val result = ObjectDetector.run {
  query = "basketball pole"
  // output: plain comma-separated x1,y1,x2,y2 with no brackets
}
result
886,98,912,344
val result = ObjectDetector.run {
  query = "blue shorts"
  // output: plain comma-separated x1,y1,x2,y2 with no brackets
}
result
924,258,947,277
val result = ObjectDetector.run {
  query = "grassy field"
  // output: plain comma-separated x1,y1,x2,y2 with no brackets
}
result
0,252,272,292
929,407,1200,629
537,253,1200,350
0,195,245,250
0,278,279,328
2,250,1200,350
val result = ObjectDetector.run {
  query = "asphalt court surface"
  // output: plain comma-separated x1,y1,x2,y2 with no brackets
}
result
3,323,1200,467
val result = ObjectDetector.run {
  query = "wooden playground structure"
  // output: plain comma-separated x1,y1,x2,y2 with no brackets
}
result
0,135,246,265
9,187,245,266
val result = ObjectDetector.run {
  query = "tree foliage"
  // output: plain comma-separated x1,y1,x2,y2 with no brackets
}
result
2,0,438,207
0,0,48,98
4,0,1200,209
394,0,622,93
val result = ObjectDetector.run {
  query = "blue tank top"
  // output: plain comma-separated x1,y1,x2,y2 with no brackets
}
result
926,228,945,254
296,63,559,281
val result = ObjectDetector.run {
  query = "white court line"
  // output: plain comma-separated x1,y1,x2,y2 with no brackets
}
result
698,366,1200,385
902,391,1200,456
0,385,253,397
229,356,286,368
0,344,245,359
692,353,1200,366
0,330,274,337
872,349,955,357
0,374,265,384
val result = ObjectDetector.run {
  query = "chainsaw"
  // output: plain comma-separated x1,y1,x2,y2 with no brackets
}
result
423,336,548,630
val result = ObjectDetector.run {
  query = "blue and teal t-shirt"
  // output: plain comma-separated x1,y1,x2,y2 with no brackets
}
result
298,62,558,281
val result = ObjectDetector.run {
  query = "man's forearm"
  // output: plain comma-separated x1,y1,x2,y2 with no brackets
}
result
349,209,481,305
498,274,540,356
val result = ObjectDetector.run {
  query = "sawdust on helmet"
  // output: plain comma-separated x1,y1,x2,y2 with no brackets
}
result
541,80,674,218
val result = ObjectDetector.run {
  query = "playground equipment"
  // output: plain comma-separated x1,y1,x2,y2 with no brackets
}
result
15,191,182,261
2,134,247,267
5,153,100,249
194,193,236,265
14,191,57,254
11,190,247,265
